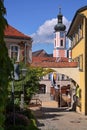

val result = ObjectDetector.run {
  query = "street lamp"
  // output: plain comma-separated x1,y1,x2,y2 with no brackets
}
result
21,68,27,95
21,68,27,77
12,62,27,124
20,68,27,110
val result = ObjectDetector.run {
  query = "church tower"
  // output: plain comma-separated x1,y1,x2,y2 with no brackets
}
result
53,8,67,58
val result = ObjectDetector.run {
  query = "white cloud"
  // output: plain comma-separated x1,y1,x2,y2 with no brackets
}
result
63,16,71,31
31,16,71,44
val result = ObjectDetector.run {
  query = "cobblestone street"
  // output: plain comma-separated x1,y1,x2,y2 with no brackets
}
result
30,94,87,130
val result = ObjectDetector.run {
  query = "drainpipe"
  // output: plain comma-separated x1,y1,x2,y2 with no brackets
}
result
24,42,27,65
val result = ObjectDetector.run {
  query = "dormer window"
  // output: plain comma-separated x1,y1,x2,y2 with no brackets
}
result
10,45,20,61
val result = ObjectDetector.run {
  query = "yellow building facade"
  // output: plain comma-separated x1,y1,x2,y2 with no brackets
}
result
67,6,87,115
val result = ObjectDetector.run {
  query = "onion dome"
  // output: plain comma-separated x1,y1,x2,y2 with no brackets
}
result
54,8,66,32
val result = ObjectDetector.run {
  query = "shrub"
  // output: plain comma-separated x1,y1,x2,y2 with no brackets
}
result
5,110,40,130
5,125,27,130
6,99,20,113
5,113,30,126
14,98,20,105
5,125,40,130
20,109,34,119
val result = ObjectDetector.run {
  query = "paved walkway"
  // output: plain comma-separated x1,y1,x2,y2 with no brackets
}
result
30,94,87,130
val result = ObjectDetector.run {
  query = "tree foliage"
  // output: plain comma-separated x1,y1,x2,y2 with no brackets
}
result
8,65,54,104
24,67,54,102
0,1,13,129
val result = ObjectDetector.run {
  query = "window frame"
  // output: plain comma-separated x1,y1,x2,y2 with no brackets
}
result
10,44,20,62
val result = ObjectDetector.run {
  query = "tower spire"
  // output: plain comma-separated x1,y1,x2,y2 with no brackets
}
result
54,7,66,32
59,7,61,14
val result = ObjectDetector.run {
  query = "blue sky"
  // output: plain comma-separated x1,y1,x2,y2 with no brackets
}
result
4,0,87,54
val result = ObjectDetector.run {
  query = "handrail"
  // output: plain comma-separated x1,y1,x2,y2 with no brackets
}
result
29,98,42,107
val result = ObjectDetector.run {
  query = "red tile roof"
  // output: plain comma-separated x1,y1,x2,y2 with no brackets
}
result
32,56,68,63
32,56,56,63
31,56,78,68
4,25,31,39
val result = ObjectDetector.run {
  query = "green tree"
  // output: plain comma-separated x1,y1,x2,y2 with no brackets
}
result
8,65,54,106
24,67,54,102
0,1,13,129
23,67,40,103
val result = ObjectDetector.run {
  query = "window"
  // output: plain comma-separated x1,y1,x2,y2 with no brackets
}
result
79,55,83,71
74,55,83,71
60,32,64,38
10,45,19,61
62,74,65,80
60,40,63,46
72,34,75,47
71,23,83,48
78,24,83,40
75,32,78,43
